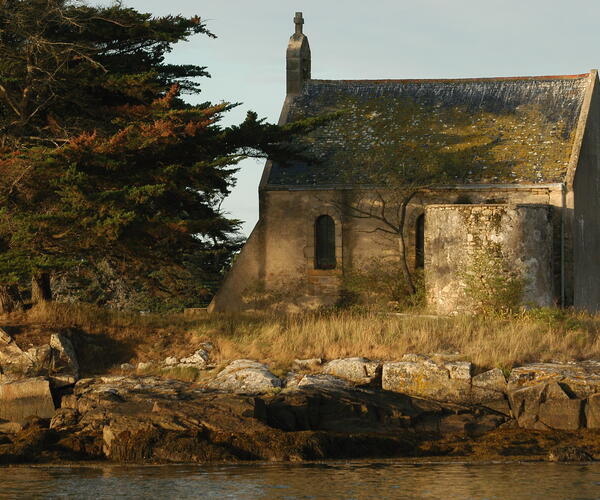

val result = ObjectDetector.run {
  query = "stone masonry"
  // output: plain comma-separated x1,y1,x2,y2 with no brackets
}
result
425,204,554,314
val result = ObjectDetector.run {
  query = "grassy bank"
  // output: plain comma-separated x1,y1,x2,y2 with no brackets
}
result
2,303,600,376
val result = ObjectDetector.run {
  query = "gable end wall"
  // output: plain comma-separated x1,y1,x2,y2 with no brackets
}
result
573,74,600,311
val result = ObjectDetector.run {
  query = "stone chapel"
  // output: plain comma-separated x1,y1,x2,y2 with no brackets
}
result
209,13,600,313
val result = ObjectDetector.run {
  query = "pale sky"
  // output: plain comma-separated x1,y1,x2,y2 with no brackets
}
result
96,0,600,235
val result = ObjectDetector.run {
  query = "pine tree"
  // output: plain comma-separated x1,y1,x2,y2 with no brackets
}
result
0,0,313,311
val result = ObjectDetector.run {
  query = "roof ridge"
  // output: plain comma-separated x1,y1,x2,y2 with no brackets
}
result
309,74,590,84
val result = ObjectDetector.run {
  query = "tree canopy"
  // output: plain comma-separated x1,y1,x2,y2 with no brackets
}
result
0,0,313,311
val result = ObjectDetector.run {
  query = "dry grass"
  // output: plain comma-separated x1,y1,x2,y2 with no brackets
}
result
0,302,203,376
198,308,600,372
3,303,600,374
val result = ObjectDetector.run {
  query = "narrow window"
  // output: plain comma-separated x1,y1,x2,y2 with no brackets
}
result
415,214,425,268
315,215,336,269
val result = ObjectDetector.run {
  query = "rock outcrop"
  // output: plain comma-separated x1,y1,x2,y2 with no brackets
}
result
381,354,510,414
179,348,210,367
508,362,600,398
296,374,353,390
50,333,79,387
0,377,55,424
152,343,215,376
2,343,600,464
206,360,281,393
0,375,512,464
322,357,381,385
383,358,469,402
379,357,600,430
0,329,79,387
548,446,594,462
379,358,600,431
504,362,600,430
0,329,52,383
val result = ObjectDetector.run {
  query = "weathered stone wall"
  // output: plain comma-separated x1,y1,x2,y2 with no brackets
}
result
256,189,346,311
210,186,563,313
573,76,600,311
425,204,554,314
207,223,265,312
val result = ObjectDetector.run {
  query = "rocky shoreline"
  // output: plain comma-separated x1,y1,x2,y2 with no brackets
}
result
2,329,600,464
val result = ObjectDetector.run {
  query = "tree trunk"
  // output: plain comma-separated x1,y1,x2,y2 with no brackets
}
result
0,285,23,314
397,190,418,295
31,273,52,304
397,234,416,295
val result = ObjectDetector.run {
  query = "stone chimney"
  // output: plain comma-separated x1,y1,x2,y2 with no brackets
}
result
286,12,311,95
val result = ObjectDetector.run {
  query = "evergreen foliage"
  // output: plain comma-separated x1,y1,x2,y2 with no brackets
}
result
0,0,312,311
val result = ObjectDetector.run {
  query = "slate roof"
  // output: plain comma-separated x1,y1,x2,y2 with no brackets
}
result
267,74,590,188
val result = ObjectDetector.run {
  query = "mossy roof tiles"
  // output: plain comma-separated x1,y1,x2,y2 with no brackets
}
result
267,74,589,187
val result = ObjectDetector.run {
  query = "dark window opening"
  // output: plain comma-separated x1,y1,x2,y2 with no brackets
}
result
315,215,336,269
415,214,425,269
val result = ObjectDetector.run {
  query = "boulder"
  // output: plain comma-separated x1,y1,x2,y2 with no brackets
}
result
508,383,546,428
0,329,79,385
137,362,154,372
471,368,511,415
206,360,281,394
538,398,582,430
322,358,381,385
50,333,79,387
382,360,449,396
50,408,80,431
24,345,53,374
0,328,24,362
103,417,157,461
0,339,52,382
0,377,55,424
508,362,600,398
471,368,507,401
586,393,600,429
199,341,215,352
179,349,210,367
381,356,512,411
508,381,583,430
0,420,22,434
297,374,353,390
545,381,571,400
283,371,302,389
445,361,472,381
382,357,471,403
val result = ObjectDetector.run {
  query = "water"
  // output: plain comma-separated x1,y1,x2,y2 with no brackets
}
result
1,461,600,499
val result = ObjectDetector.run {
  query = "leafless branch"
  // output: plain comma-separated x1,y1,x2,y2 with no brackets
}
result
6,164,33,196
0,84,22,117
90,16,134,28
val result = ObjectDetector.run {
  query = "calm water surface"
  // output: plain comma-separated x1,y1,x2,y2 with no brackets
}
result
1,461,600,499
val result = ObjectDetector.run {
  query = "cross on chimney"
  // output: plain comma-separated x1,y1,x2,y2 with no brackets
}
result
294,12,304,35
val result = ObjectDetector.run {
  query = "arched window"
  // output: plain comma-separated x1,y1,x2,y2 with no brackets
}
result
315,215,336,269
415,214,425,268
